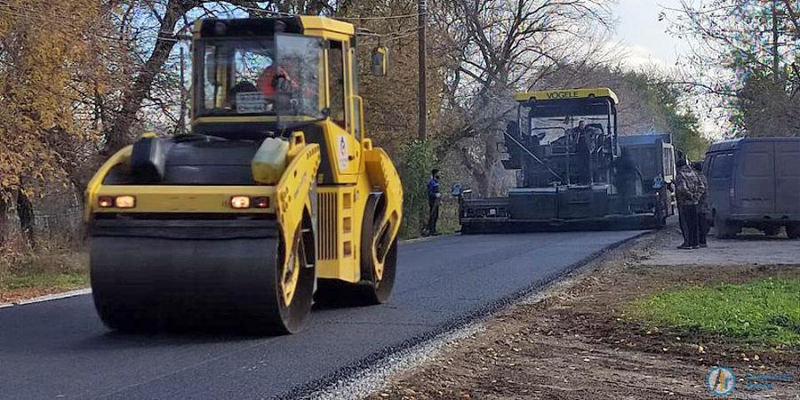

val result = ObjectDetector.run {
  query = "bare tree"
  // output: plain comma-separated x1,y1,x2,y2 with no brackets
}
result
664,0,800,137
101,0,288,155
432,0,614,195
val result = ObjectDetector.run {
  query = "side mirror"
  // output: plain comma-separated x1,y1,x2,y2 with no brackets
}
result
205,53,217,85
371,46,388,76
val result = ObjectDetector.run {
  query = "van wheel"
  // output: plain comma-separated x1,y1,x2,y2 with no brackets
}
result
714,215,737,239
763,226,781,237
787,224,800,240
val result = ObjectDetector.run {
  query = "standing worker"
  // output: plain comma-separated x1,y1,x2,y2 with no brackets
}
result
425,168,442,236
614,148,639,215
572,120,587,144
576,131,593,184
693,161,710,247
675,157,703,249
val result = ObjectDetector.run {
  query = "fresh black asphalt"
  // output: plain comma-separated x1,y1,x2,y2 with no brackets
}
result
0,230,645,399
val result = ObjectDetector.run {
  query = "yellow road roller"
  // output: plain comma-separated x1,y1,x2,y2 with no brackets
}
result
84,16,403,334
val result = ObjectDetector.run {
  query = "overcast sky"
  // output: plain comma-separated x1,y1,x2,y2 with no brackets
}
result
612,0,691,70
610,0,727,138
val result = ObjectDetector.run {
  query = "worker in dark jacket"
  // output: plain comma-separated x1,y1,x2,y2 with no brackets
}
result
614,149,639,214
424,169,442,236
575,130,592,184
675,157,705,249
693,161,710,247
571,120,587,144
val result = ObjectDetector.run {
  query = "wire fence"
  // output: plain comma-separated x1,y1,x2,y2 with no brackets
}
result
4,206,83,239
32,207,83,233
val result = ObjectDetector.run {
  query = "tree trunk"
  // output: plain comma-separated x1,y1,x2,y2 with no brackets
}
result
772,0,781,84
0,194,8,246
16,188,35,248
101,0,278,155
102,0,186,155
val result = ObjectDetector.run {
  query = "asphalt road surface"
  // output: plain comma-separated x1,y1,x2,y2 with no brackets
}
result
0,230,645,400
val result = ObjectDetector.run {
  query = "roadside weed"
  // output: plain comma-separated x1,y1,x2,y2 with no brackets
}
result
631,278,800,346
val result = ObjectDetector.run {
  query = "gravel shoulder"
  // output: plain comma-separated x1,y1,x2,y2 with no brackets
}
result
366,227,800,400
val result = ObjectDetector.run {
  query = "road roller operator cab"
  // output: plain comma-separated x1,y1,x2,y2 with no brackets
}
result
84,17,402,335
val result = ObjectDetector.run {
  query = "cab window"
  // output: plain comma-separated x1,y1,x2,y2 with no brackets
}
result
196,37,323,119
350,46,361,139
328,41,346,129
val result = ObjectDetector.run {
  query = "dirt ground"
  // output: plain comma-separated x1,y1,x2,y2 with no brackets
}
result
0,286,72,304
366,227,800,400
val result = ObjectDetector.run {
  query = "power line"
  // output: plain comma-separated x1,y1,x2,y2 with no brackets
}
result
338,13,424,21
0,3,192,46
0,2,423,42
0,3,423,62
229,5,426,23
0,3,122,41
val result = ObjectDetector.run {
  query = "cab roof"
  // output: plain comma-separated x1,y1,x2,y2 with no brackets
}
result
194,16,354,38
618,133,672,146
299,16,355,35
514,88,619,104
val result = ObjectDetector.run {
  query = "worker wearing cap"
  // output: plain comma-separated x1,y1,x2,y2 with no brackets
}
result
675,156,705,249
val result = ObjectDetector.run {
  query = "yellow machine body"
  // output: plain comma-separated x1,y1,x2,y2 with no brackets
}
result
85,16,403,334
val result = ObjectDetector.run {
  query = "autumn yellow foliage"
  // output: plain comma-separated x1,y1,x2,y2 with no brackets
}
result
0,0,111,198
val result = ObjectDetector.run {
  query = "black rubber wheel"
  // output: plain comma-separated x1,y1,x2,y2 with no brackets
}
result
358,204,397,304
714,214,737,239
763,226,782,237
261,226,315,335
90,222,315,335
359,197,397,305
787,224,800,240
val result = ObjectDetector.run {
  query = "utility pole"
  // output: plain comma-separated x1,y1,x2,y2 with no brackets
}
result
772,0,781,83
417,0,427,141
179,46,187,134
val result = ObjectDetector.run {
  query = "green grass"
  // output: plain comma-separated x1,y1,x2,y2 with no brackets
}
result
2,269,88,291
399,199,461,239
0,250,89,300
630,279,800,346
